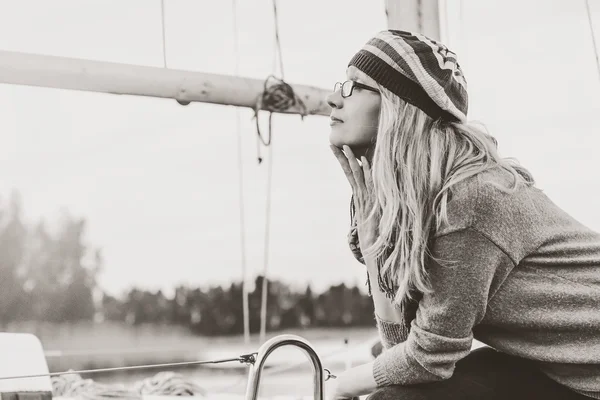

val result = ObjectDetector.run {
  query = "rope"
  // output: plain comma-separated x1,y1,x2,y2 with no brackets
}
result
271,0,285,78
257,0,287,346
259,140,273,345
257,76,307,116
52,373,141,399
0,354,257,381
160,0,168,68
253,0,307,164
231,0,251,346
134,371,206,396
161,0,189,106
51,370,207,398
253,75,307,164
585,0,600,82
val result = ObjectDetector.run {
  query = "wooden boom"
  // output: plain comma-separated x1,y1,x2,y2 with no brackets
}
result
0,50,331,117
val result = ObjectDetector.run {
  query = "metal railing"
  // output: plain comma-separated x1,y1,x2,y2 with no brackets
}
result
245,334,325,400
0,332,335,399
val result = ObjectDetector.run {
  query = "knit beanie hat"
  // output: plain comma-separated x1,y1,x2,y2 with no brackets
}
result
348,30,468,123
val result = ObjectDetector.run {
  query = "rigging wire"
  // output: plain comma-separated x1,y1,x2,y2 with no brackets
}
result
0,354,257,381
160,0,168,68
585,0,600,82
258,0,284,346
231,0,251,347
272,0,285,79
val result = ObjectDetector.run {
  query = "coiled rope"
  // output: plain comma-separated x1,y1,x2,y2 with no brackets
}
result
253,75,307,164
253,0,307,164
51,370,206,398
134,371,206,396
52,372,140,399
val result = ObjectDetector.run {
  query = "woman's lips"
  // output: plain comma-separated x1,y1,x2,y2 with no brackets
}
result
330,116,343,126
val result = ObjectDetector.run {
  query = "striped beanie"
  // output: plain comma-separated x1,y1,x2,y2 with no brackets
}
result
348,30,468,123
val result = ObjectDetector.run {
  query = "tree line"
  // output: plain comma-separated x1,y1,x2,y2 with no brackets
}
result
0,192,374,335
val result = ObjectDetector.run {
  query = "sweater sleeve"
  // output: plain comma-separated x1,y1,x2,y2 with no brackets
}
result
375,314,409,350
372,228,515,386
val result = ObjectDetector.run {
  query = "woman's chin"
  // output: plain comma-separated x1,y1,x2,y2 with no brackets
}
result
329,135,363,150
328,130,346,148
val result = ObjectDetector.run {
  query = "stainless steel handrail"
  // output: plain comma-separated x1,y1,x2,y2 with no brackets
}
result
244,334,324,400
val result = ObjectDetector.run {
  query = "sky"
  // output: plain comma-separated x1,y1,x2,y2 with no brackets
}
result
0,0,599,298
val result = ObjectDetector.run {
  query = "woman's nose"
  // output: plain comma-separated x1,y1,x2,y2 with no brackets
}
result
326,90,343,109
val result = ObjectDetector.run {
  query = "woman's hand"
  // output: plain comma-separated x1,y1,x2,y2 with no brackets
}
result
326,362,379,400
330,145,377,249
326,378,359,400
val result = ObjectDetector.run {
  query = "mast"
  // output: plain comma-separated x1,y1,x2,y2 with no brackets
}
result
385,0,442,41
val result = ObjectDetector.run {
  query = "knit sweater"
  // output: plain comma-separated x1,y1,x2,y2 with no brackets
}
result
365,167,600,398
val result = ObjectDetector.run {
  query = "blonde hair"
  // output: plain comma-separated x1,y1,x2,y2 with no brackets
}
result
359,87,534,310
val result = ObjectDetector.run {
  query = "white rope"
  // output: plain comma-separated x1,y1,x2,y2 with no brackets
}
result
160,0,168,68
231,0,251,346
53,374,141,400
258,0,284,345
585,0,600,82
259,143,274,345
52,370,206,398
133,371,206,396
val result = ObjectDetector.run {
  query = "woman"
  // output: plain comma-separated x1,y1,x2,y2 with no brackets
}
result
326,30,600,400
